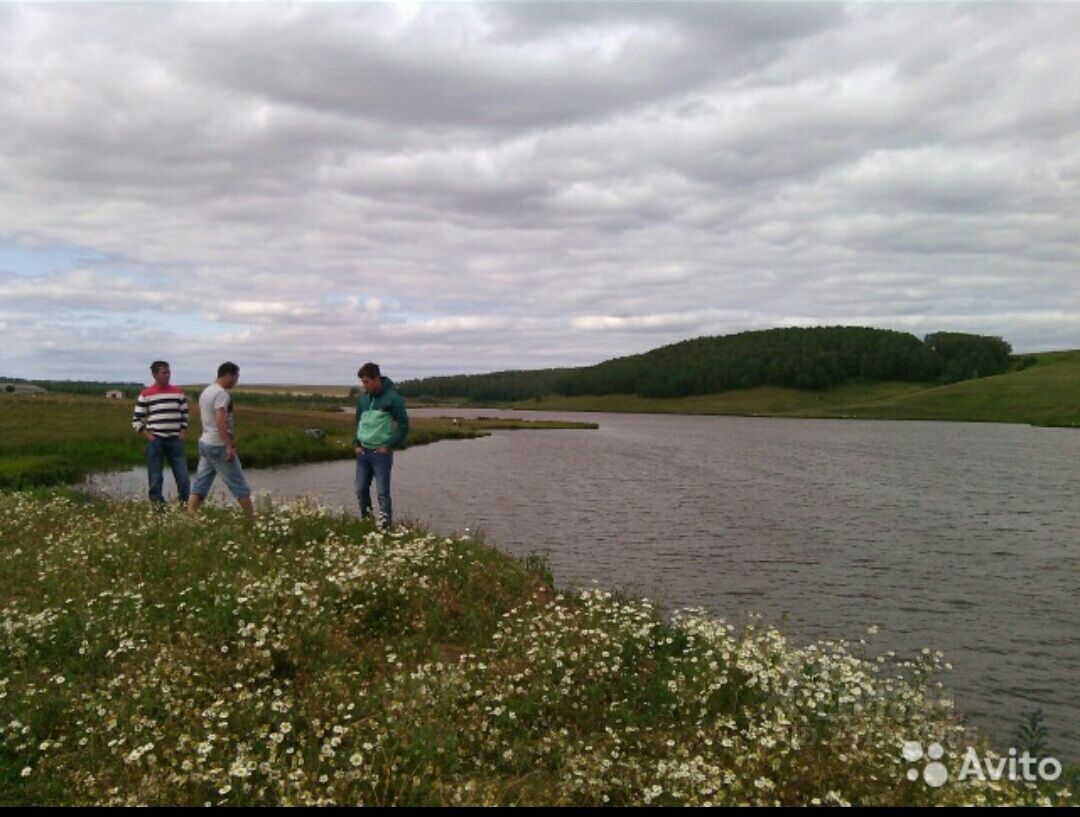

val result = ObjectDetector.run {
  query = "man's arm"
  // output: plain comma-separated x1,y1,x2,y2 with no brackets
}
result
215,407,235,459
387,395,409,449
352,396,364,450
132,393,154,441
179,394,189,439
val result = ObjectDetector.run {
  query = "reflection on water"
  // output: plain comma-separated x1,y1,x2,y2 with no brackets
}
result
84,410,1080,760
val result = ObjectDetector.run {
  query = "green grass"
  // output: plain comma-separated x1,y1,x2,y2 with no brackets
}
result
0,395,596,489
0,456,80,488
1,490,1071,806
812,350,1080,427
510,351,1080,428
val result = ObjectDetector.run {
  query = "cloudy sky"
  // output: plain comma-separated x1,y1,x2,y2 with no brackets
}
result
1,2,1078,384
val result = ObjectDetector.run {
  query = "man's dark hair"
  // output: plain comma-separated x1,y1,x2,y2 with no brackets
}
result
357,362,381,379
150,360,170,374
217,361,240,378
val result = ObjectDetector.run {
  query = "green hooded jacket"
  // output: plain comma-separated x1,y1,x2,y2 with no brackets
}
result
352,377,409,449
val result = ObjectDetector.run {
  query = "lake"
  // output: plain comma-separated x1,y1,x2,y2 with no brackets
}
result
84,409,1080,761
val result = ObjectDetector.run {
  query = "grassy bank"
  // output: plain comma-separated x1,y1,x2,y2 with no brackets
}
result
0,394,597,489
808,350,1080,427
509,351,1080,428
0,490,1070,805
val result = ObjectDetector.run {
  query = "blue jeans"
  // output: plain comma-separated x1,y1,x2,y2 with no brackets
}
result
192,442,252,499
147,436,190,503
356,449,393,526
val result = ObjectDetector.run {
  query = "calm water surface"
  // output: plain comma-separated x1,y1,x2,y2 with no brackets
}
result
85,411,1080,760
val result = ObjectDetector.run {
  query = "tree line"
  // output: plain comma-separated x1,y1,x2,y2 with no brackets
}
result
398,326,1017,402
396,368,574,403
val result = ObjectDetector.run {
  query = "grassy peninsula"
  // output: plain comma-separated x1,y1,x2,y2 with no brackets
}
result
1,490,1072,806
0,394,596,489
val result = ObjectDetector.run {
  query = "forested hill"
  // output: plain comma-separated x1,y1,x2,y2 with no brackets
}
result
555,327,1014,398
397,326,1019,402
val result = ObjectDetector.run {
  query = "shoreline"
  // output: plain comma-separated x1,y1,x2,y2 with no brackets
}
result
414,399,1079,430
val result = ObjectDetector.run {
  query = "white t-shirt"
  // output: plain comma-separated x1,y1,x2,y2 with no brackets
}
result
199,383,233,445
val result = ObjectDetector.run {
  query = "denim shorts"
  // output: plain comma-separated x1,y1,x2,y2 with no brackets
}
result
192,442,251,499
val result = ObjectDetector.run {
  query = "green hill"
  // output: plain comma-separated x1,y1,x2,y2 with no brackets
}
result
400,327,1015,403
400,326,1077,427
552,326,990,398
514,350,1080,428
815,349,1080,427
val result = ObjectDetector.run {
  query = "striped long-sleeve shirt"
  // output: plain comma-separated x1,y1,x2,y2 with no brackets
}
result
132,385,189,438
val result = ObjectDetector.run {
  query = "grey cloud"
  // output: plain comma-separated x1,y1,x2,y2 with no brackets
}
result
0,3,1078,383
183,7,714,131
487,2,843,50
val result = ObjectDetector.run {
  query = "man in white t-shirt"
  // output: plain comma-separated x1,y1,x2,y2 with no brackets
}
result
186,361,255,521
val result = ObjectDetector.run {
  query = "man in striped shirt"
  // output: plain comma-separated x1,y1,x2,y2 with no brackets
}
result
132,360,190,505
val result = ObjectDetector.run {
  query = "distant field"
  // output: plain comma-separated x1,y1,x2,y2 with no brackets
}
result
227,384,354,397
510,350,1080,428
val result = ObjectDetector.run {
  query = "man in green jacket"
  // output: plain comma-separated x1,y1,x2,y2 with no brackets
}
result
352,362,409,527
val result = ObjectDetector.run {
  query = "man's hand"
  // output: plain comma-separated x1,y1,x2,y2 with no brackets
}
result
376,447,390,454
179,430,187,441
226,444,236,462
142,430,156,442
354,446,364,456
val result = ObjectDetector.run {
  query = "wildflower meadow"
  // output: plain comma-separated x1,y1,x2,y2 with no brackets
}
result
0,491,1071,805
